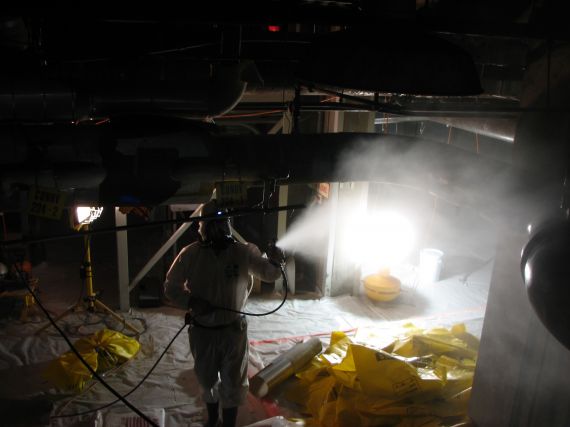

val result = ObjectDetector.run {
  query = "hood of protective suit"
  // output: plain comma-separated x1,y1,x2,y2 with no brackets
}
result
199,200,233,249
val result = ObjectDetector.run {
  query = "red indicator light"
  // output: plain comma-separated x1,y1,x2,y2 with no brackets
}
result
267,25,281,32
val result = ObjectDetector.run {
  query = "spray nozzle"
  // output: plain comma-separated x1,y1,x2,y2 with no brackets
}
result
267,239,286,265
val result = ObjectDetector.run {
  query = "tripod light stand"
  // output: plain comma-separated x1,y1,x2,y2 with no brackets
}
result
37,207,141,335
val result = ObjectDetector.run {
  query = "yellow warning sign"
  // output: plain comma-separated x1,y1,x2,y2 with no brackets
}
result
28,187,66,220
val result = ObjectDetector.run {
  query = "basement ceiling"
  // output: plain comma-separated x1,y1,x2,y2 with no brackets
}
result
0,1,568,207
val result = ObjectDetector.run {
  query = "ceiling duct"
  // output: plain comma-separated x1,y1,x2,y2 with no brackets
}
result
0,118,521,207
1,162,106,192
297,28,483,96
172,132,508,187
430,117,517,143
0,61,259,122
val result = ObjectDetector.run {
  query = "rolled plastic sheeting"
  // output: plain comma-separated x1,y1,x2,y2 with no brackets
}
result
250,337,323,398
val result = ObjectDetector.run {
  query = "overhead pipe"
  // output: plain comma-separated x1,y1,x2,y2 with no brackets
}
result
1,204,306,247
0,120,551,209
174,132,511,187
430,117,517,143
0,62,257,122
234,101,518,142
0,163,106,192
376,116,517,143
169,131,560,220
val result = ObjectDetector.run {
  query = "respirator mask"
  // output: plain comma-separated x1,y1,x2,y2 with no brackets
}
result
199,200,233,245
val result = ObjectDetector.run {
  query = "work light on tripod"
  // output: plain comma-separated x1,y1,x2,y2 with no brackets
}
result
74,206,104,229
37,206,141,335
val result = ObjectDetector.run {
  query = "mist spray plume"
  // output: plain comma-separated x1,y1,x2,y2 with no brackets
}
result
276,202,333,260
275,133,518,278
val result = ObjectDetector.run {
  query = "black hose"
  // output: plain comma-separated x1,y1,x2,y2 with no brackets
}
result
51,263,289,418
11,262,160,427
51,323,187,419
211,263,288,317
0,205,305,247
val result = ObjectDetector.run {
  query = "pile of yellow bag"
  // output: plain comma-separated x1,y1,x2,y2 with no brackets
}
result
43,328,140,392
286,324,479,427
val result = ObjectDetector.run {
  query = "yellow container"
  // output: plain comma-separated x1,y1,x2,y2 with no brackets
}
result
362,273,401,302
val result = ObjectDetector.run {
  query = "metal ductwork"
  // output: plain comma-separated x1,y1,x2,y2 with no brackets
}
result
298,28,482,96
430,117,518,143
0,124,106,196
172,133,506,185
0,61,259,122
0,118,527,209
374,116,518,143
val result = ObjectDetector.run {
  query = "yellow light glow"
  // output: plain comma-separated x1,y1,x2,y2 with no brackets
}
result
76,207,92,224
75,206,104,225
342,210,415,274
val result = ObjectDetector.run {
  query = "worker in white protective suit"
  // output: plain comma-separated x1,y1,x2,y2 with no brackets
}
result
164,200,283,427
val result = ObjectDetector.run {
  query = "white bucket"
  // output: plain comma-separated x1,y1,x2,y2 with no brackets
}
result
419,248,444,286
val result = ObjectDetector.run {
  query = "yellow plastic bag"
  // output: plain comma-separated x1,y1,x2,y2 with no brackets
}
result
352,344,445,400
43,328,140,392
297,331,353,384
290,324,478,426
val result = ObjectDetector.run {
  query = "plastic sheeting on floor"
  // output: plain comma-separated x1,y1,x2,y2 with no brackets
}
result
0,262,490,426
287,324,478,426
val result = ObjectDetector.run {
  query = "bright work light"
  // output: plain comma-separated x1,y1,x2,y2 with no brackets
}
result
343,210,415,275
75,206,104,226
38,204,142,335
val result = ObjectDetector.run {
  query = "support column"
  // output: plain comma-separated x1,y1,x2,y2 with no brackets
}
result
322,108,343,297
323,182,339,297
275,110,293,293
115,208,130,312
330,181,369,297
323,110,375,297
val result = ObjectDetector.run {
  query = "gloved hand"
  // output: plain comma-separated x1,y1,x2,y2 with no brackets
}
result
187,295,213,316
266,240,285,266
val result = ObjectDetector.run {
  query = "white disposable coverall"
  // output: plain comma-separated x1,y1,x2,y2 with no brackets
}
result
164,240,281,407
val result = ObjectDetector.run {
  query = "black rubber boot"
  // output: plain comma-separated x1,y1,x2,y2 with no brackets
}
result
205,402,219,427
222,406,238,427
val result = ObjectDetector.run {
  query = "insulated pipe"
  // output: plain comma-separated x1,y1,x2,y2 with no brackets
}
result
0,62,253,122
170,131,559,224
175,133,512,190
430,117,517,143
0,81,246,121
373,116,518,143
250,337,323,398
0,163,106,191
0,122,548,210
